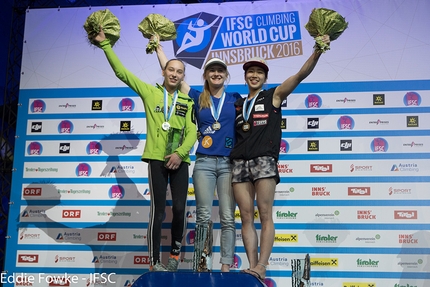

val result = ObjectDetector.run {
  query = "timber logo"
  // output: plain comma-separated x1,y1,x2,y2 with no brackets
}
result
173,11,302,69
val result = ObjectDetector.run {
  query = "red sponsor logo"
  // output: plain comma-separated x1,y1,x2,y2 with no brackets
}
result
48,276,71,287
62,210,81,218
348,187,371,196
253,113,269,119
17,254,39,263
97,232,117,241
310,164,332,173
394,210,417,219
311,187,330,196
134,255,150,265
23,187,42,196
357,210,376,219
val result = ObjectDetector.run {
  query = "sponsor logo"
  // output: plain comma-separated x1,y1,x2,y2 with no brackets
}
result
274,234,297,242
31,122,42,133
58,103,76,108
133,255,150,265
97,232,117,241
92,255,118,264
305,94,322,108
120,120,131,132
56,232,82,241
62,210,81,218
76,163,91,177
31,99,46,113
310,258,338,267
343,283,376,287
403,92,421,106
373,93,385,105
315,234,338,243
280,118,286,129
348,187,370,196
307,118,319,129
275,210,297,219
92,100,103,110
311,187,330,196
48,276,71,286
398,234,418,244
279,139,289,153
109,185,125,199
406,116,419,127
86,141,102,155
17,254,39,263
350,164,372,172
355,234,380,243
394,210,417,219
335,97,356,103
277,163,293,173
58,120,74,134
119,98,135,111
23,187,42,197
86,124,105,129
368,119,389,125
402,141,423,148
390,163,419,172
337,116,354,130
357,210,376,220
27,142,42,155
307,140,319,151
371,137,388,152
59,143,70,154
54,255,76,263
340,139,352,151
310,164,332,173
268,256,289,267
356,258,379,267
388,187,412,195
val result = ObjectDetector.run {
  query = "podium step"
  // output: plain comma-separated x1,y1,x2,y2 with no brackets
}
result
131,271,267,287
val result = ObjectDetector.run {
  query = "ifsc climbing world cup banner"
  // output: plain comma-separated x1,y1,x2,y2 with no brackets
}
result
172,11,303,69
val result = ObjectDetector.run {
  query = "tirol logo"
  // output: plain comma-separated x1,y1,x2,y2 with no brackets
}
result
18,254,39,263
403,91,421,106
58,120,74,134
23,187,42,197
59,143,70,154
305,94,322,108
373,93,385,105
86,141,102,155
134,255,150,265
62,210,81,218
48,276,71,286
119,98,135,111
31,99,46,113
307,118,319,129
406,116,418,127
371,137,388,152
97,232,117,241
27,141,43,155
279,139,289,153
31,122,42,132
310,164,332,173
337,115,354,130
307,140,319,151
340,139,352,151
92,100,103,110
394,210,417,219
348,187,371,196
76,163,91,177
173,11,302,69
109,185,125,199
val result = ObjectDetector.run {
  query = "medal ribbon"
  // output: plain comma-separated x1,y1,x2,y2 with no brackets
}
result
242,91,260,122
209,92,226,123
164,88,179,122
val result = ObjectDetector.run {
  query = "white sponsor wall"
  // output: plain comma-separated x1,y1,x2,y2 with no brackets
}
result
4,0,430,287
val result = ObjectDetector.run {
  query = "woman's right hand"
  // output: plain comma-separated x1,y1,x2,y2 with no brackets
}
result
89,26,106,44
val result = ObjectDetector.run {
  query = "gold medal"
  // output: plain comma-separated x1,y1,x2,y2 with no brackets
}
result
212,121,221,130
242,122,250,132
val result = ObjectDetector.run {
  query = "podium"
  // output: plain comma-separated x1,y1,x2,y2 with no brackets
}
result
131,271,267,287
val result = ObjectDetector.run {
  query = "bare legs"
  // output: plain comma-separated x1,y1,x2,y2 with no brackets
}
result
233,178,276,279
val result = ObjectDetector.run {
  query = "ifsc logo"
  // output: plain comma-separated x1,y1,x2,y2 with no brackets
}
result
173,12,222,69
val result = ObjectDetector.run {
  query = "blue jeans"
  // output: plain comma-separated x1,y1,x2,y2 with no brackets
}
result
192,154,236,265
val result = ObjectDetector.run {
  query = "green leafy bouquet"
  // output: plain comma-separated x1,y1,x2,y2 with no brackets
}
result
305,8,348,53
138,14,177,54
83,9,120,48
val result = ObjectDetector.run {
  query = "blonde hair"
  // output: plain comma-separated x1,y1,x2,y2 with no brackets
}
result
198,68,230,110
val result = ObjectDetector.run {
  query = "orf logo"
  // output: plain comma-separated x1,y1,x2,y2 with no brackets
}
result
173,12,222,68
23,187,42,197
97,232,117,241
62,210,81,218
337,116,354,130
27,142,43,155
31,99,46,113
119,98,135,111
305,94,322,108
58,120,74,134
76,163,91,177
18,254,39,263
134,255,150,265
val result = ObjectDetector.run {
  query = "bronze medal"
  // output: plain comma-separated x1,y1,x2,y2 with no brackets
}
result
242,122,250,132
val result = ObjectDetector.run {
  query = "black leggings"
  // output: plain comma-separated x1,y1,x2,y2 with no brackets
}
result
147,160,189,264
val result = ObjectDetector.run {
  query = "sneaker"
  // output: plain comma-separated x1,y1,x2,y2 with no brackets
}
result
150,262,167,272
166,255,179,271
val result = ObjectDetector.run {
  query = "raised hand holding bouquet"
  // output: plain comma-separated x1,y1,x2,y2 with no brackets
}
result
84,9,120,48
305,8,348,53
138,14,177,54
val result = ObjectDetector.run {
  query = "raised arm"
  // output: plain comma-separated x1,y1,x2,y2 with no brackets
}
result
153,35,190,94
272,35,329,108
